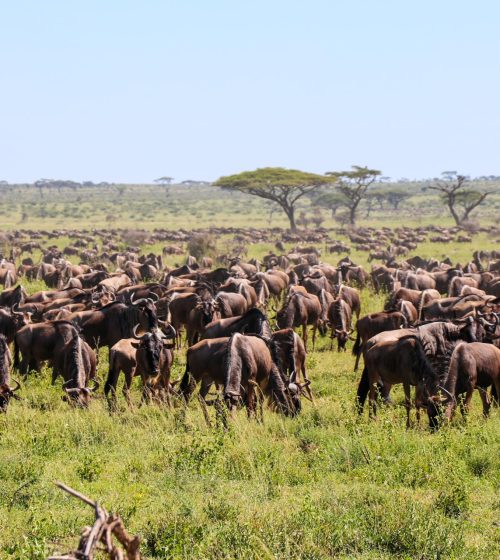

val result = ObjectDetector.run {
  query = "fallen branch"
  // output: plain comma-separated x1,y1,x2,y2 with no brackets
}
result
47,482,142,560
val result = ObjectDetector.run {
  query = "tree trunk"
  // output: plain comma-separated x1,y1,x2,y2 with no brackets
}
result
448,200,461,225
284,205,297,232
349,204,357,225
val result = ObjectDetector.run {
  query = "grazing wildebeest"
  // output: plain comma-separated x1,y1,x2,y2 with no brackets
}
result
327,297,353,351
335,285,361,319
105,326,175,408
271,328,312,401
223,333,300,417
0,334,21,413
56,327,98,408
356,321,476,427
276,292,321,351
14,320,80,376
427,342,500,425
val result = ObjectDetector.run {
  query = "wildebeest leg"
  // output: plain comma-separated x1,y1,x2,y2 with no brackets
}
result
461,388,474,420
369,382,378,420
246,383,256,419
302,324,308,352
403,382,411,428
198,394,212,427
311,324,317,352
329,329,335,351
415,384,423,424
356,367,369,414
123,370,134,408
51,367,59,385
477,387,491,417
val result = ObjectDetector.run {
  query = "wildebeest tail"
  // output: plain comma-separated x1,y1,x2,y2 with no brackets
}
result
352,330,361,358
13,336,20,369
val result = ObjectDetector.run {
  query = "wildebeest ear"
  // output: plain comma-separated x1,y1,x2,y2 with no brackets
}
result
131,341,141,349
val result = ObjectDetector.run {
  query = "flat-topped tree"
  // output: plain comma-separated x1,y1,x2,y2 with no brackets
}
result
325,166,382,225
155,176,174,185
429,172,494,225
214,167,335,231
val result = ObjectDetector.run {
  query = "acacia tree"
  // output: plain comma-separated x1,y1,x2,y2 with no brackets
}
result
213,167,336,231
325,166,381,225
155,176,174,185
429,172,493,225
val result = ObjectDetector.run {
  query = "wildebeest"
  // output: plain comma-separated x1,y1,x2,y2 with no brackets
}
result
55,327,98,407
70,298,158,349
327,297,353,351
0,334,21,412
276,292,321,351
105,326,175,408
427,342,500,425
0,306,30,343
352,311,408,371
201,308,272,340
223,333,300,417
14,320,80,376
168,292,218,347
356,321,477,427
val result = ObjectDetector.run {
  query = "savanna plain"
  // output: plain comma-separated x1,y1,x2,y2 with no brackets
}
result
0,183,499,559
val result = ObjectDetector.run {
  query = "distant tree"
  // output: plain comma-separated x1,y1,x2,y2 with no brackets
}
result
312,192,346,217
325,166,382,225
385,189,411,210
310,208,325,228
155,176,174,185
214,167,336,231
297,211,310,229
429,172,493,225
34,178,51,199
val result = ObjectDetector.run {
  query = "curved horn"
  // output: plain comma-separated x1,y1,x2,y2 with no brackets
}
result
90,379,100,392
10,378,21,392
11,303,23,316
132,324,142,339
148,291,159,302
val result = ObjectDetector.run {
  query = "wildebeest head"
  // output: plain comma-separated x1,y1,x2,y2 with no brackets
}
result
130,292,158,331
10,304,31,330
131,323,175,380
0,380,21,413
196,299,217,325
276,297,294,329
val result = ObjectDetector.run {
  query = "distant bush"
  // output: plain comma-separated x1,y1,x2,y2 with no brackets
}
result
187,234,217,260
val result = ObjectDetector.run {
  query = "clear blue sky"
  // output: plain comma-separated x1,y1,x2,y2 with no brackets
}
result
1,1,498,183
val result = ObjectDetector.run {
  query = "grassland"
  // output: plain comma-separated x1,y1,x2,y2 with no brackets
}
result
0,186,499,559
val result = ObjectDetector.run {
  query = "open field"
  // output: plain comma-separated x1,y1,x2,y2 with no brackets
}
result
1,181,499,231
0,187,499,559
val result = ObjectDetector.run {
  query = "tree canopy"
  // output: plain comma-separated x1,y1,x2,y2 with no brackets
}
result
429,172,493,225
214,167,336,231
325,166,382,224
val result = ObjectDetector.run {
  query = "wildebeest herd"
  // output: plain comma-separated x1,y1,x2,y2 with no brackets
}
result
0,225,499,429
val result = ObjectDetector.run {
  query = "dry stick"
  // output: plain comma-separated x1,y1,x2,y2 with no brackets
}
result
48,482,142,560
